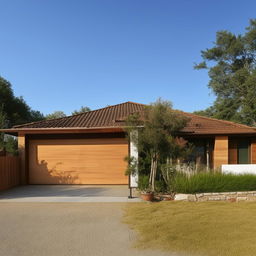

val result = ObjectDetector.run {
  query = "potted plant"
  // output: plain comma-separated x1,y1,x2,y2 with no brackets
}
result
137,176,154,201
140,189,154,201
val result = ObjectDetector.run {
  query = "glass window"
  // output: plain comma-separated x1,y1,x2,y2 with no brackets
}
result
238,140,249,164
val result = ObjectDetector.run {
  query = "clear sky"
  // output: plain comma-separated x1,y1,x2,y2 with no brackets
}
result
0,0,255,115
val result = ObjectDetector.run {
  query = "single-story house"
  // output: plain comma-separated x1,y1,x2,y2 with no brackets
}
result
2,101,256,188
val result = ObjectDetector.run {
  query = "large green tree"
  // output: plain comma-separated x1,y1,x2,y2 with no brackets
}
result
0,76,44,127
0,76,44,154
194,19,256,126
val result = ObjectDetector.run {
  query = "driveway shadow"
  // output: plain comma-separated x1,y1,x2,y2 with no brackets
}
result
0,185,130,199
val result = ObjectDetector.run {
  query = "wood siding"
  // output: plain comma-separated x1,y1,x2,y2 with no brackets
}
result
228,139,237,164
29,138,128,185
18,134,26,184
251,139,256,164
214,136,228,169
0,156,20,191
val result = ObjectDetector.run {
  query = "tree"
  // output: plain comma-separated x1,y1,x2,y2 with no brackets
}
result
45,111,66,120
4,136,18,155
72,106,91,115
0,76,45,126
126,99,189,192
29,110,45,122
0,76,44,154
194,19,256,126
0,105,17,155
0,105,6,151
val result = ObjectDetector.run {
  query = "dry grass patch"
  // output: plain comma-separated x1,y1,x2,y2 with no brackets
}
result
124,201,256,256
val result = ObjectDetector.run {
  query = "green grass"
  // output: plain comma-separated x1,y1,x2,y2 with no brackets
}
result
173,172,256,193
124,201,256,256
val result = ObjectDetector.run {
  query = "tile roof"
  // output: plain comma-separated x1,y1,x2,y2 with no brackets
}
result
13,102,145,129
12,101,256,135
180,112,256,135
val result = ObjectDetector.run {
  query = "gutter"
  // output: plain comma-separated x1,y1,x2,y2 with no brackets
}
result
0,127,128,135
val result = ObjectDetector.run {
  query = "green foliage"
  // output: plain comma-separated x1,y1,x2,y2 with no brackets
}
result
45,111,66,120
126,99,190,191
72,106,91,115
0,76,44,126
160,163,177,193
155,179,167,193
138,175,150,192
0,105,7,150
129,99,189,160
124,156,138,176
174,172,256,193
4,136,18,155
29,110,45,122
194,19,256,126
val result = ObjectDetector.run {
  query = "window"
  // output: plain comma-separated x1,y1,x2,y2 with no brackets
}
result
229,138,250,164
238,140,250,164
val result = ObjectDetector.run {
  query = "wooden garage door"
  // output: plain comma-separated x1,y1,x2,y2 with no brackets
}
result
29,138,128,185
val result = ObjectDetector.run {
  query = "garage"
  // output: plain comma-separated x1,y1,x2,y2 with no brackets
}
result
3,102,143,187
28,138,128,185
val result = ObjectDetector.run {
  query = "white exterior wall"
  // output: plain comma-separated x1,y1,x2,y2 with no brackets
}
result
222,164,256,175
129,130,138,187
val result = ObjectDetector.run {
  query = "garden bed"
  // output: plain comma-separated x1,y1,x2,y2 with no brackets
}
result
173,172,256,193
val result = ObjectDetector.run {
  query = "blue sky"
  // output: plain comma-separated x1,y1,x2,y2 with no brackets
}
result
0,0,255,115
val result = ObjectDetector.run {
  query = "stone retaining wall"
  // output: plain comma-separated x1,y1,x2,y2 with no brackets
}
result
185,191,256,202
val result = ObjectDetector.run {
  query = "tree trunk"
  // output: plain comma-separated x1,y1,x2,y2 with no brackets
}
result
149,157,154,186
151,153,158,192
152,159,155,192
149,152,158,192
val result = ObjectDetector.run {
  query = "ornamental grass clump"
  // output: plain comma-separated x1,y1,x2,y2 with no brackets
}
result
173,171,256,193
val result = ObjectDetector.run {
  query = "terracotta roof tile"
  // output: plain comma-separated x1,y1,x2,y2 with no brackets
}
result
12,101,256,135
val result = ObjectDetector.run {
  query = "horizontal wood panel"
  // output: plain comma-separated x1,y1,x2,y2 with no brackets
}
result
29,138,128,184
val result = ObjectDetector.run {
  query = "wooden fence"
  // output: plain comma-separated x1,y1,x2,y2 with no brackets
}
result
0,156,20,191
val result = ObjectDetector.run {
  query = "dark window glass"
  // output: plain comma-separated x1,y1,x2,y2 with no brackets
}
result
238,141,249,164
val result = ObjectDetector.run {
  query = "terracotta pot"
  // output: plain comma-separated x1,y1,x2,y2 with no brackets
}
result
163,196,174,201
141,192,154,201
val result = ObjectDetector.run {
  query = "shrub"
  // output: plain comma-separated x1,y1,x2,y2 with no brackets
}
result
138,175,150,192
173,172,256,193
155,180,167,193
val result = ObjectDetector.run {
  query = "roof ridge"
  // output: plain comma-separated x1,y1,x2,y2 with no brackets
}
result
59,101,144,119
126,101,147,106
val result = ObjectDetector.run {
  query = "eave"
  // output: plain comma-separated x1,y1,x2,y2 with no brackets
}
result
0,127,126,136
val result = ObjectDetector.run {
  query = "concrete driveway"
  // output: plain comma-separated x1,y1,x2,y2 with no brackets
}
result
0,203,174,256
0,185,140,202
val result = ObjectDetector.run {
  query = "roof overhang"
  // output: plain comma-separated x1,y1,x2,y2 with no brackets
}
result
1,127,256,137
0,127,127,136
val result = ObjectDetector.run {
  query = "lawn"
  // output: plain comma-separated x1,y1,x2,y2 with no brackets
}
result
124,201,256,256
